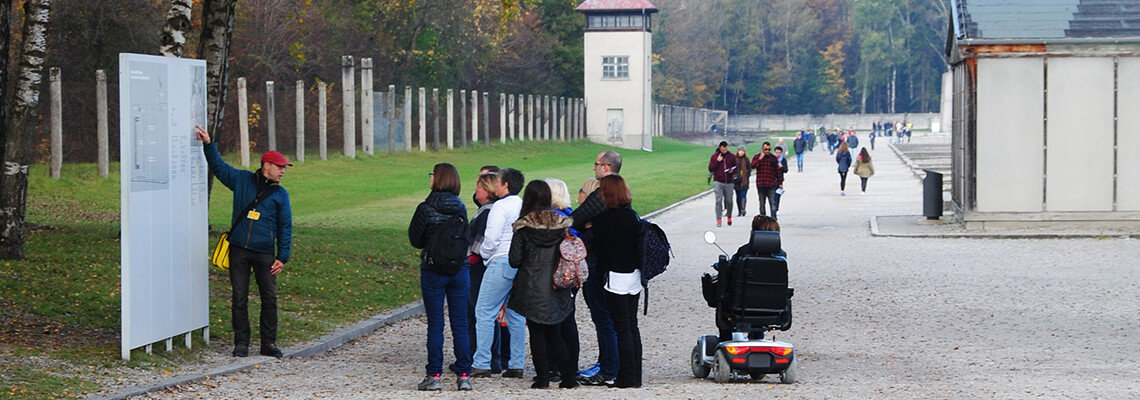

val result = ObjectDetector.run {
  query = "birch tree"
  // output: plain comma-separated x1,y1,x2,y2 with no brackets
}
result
198,0,239,140
160,0,193,57
0,0,53,260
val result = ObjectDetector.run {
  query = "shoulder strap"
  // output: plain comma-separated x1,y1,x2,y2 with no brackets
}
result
228,185,280,234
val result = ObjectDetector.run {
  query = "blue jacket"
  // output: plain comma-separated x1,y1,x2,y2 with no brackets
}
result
203,143,293,263
836,150,853,172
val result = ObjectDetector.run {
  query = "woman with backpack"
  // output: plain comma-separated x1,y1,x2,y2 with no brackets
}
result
508,180,578,389
590,175,643,388
854,147,876,195
408,163,473,391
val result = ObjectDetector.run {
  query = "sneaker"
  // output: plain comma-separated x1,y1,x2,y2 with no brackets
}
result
716,220,722,227
417,375,442,391
502,368,524,378
471,368,492,378
259,344,283,359
840,191,846,196
548,372,561,382
578,374,613,386
232,344,248,357
727,217,732,226
578,363,600,378
861,191,866,196
457,374,473,391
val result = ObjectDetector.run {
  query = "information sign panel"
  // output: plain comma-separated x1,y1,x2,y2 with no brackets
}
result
119,53,209,360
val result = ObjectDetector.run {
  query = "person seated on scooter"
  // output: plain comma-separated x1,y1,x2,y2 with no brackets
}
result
716,215,785,342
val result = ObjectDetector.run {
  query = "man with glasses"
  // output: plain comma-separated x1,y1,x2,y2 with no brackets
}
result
570,150,622,386
750,141,784,220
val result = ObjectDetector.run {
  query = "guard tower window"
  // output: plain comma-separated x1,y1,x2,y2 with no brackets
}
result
586,13,652,31
603,56,629,78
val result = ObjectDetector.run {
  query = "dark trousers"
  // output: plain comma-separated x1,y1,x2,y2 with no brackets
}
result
606,291,642,388
229,245,278,347
756,186,777,220
839,171,848,191
734,187,748,216
558,306,580,375
861,177,869,192
528,320,577,382
583,261,619,377
422,267,472,376
467,260,510,371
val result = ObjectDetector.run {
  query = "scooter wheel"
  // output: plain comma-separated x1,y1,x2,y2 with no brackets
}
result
780,356,797,384
713,350,732,384
691,344,711,379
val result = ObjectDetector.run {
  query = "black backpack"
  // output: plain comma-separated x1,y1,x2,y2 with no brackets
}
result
638,218,672,315
425,212,469,276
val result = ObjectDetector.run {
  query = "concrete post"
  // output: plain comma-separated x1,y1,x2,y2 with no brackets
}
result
482,92,490,146
418,87,426,152
507,94,515,141
500,93,506,144
404,86,413,152
446,89,454,150
388,85,397,153
432,88,440,151
318,82,328,160
544,95,551,141
49,67,61,179
560,97,567,141
361,58,373,155
471,90,479,144
238,77,250,167
96,70,109,177
528,95,538,141
295,81,305,162
266,81,276,151
342,56,356,158
460,90,468,148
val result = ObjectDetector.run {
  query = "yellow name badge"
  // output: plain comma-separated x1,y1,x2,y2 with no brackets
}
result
247,210,261,221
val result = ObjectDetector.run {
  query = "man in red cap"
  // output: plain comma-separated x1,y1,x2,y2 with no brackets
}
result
195,126,293,359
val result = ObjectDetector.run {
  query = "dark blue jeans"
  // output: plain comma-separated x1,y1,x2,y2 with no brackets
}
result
421,267,472,376
583,261,619,377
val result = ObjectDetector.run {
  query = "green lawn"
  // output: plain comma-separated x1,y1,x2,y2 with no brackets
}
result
0,137,710,399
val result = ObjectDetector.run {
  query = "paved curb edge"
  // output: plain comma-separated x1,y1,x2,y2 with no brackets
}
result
870,215,1140,239
86,301,426,400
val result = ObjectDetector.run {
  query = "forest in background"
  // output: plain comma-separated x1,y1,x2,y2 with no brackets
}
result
44,0,948,122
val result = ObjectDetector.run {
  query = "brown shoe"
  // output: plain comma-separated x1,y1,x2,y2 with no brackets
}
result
471,368,492,378
502,369,524,378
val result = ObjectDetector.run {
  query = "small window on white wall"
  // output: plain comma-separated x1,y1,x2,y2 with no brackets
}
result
603,56,629,79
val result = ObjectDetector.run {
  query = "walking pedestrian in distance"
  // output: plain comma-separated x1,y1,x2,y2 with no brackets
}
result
750,142,784,220
772,146,789,216
836,142,853,196
733,145,750,217
854,147,875,195
793,132,806,172
708,141,738,227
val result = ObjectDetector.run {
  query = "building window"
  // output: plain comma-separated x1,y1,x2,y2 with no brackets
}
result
603,56,629,78
586,13,651,31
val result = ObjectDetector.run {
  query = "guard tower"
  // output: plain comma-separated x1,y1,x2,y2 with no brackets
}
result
576,0,658,151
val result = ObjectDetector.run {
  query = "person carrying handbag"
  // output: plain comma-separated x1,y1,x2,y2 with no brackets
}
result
196,126,293,360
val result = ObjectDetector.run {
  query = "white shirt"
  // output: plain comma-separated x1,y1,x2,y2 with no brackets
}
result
605,269,643,295
479,194,522,263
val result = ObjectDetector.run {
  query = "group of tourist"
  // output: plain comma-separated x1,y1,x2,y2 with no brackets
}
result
709,140,788,225
407,150,645,391
872,120,912,144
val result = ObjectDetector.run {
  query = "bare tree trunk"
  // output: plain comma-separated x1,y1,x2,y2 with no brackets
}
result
0,0,52,260
160,0,192,57
197,0,238,142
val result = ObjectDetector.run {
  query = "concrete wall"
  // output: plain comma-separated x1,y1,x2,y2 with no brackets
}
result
976,58,1044,213
584,30,651,151
1118,58,1140,211
727,112,942,133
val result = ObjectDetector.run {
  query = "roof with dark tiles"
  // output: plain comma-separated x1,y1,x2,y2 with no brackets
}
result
953,0,1140,40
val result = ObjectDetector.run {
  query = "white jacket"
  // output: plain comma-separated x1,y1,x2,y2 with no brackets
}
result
479,194,522,263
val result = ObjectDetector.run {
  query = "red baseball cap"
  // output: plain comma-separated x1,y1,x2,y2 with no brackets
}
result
261,151,293,167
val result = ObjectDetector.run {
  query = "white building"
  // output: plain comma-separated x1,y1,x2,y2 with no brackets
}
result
576,0,658,151
948,0,1140,229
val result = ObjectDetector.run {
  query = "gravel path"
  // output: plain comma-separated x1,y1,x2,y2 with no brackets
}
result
128,143,1140,399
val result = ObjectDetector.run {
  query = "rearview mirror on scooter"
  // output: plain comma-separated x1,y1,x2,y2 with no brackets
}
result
704,230,728,256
